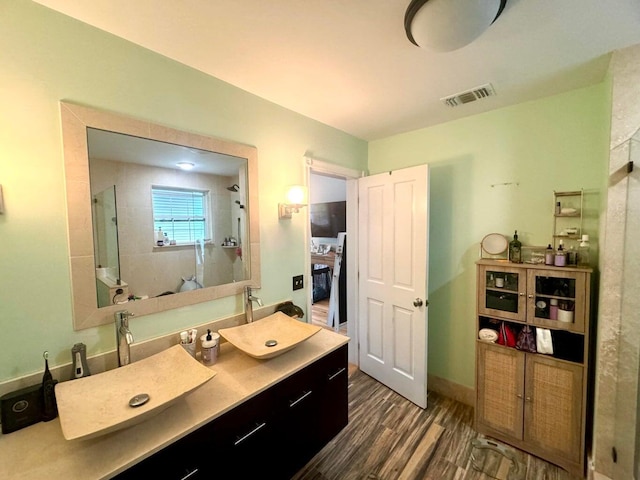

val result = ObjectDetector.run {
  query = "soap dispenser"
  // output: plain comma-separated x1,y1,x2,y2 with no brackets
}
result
70,343,91,380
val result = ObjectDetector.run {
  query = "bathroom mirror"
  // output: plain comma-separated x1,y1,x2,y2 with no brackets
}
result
61,101,261,330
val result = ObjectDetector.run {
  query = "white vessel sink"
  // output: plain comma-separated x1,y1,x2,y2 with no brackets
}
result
55,344,216,441
218,312,321,359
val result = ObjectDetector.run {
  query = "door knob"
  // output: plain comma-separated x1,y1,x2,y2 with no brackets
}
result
413,298,425,307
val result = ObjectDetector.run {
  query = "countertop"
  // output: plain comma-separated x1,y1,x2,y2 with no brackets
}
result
311,252,336,268
0,329,349,479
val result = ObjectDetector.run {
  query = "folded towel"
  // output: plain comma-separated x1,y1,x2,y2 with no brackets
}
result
479,328,499,342
536,328,554,354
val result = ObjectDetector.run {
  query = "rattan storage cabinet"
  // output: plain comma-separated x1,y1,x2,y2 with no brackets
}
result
475,260,592,477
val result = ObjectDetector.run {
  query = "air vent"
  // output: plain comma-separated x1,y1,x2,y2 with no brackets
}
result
441,83,496,107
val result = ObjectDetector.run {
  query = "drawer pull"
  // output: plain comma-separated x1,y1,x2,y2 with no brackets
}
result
180,469,200,480
289,390,313,408
234,422,266,446
328,367,346,381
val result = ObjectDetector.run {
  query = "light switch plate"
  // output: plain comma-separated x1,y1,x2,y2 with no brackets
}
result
292,275,304,291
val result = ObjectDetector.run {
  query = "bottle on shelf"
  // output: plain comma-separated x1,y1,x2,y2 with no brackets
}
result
545,244,554,265
156,227,164,246
509,230,522,263
578,234,590,267
554,240,567,267
549,298,558,320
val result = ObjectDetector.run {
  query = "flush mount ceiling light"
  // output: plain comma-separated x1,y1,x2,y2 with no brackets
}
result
176,161,195,170
405,0,507,52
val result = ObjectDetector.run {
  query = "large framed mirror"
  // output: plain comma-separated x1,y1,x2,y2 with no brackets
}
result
61,101,260,330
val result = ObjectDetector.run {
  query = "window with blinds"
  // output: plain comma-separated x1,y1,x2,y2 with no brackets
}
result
151,186,210,244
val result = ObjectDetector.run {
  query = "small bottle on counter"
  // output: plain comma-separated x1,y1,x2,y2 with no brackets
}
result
201,329,220,366
509,230,522,263
545,244,554,265
554,241,567,267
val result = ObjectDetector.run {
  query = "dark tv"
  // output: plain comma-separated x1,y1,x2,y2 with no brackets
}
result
310,201,346,238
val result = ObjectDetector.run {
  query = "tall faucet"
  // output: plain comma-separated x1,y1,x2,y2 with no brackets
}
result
244,286,263,323
115,310,135,367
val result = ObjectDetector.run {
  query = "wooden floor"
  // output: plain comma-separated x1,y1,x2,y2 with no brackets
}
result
293,369,583,480
312,298,347,335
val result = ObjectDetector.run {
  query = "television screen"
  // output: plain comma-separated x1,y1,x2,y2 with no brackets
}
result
310,201,346,238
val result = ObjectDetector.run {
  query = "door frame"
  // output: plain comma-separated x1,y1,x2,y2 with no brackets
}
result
303,156,363,366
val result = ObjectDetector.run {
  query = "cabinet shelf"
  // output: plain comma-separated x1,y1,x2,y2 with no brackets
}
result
476,260,592,476
485,287,518,294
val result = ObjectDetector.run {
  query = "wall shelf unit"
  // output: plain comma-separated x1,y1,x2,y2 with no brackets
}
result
552,189,584,249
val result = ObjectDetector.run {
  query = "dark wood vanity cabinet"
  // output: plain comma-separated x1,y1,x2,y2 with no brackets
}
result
115,345,348,480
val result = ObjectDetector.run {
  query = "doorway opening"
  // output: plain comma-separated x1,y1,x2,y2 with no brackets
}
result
304,157,361,366
309,173,347,334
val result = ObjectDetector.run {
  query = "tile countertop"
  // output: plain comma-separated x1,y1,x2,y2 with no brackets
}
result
0,329,349,480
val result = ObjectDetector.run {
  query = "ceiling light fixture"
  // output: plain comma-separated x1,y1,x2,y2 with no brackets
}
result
176,161,195,170
404,0,507,52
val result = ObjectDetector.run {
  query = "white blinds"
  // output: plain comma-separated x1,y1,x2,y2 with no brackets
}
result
151,187,208,244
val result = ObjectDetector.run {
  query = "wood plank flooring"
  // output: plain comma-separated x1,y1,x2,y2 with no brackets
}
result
293,369,584,480
312,298,347,335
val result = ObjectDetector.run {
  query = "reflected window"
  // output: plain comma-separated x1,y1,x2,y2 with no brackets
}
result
151,186,211,244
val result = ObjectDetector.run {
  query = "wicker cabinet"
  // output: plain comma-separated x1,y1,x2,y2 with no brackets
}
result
476,342,525,439
475,260,592,476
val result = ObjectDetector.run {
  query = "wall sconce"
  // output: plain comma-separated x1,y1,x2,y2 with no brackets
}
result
278,185,308,220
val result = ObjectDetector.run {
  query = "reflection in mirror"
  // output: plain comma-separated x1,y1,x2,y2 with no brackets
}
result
61,102,260,330
87,128,249,307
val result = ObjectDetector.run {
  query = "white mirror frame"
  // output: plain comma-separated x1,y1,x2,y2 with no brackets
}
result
60,101,261,330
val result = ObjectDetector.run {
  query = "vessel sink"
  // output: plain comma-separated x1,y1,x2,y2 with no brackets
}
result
55,344,216,441
218,312,321,359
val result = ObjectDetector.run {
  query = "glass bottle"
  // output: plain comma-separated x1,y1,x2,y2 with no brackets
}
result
578,234,590,267
509,230,522,263
545,244,554,265
554,240,566,267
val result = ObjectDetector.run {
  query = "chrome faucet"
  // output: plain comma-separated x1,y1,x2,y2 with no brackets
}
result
115,310,135,367
244,286,263,323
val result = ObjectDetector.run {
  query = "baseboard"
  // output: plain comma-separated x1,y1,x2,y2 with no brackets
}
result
428,374,475,407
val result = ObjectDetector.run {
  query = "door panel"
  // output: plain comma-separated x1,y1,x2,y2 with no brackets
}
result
358,165,429,408
392,305,414,378
365,298,384,362
476,342,525,439
524,355,583,462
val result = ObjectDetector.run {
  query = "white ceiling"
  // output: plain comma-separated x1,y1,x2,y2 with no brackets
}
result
34,0,640,140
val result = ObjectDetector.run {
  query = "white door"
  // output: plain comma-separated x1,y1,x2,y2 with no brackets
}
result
358,165,429,408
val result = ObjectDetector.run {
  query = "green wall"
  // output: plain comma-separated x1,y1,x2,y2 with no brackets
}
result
369,85,610,388
0,0,611,392
0,0,367,382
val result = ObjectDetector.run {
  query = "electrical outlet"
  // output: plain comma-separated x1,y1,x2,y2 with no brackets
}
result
292,275,304,291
